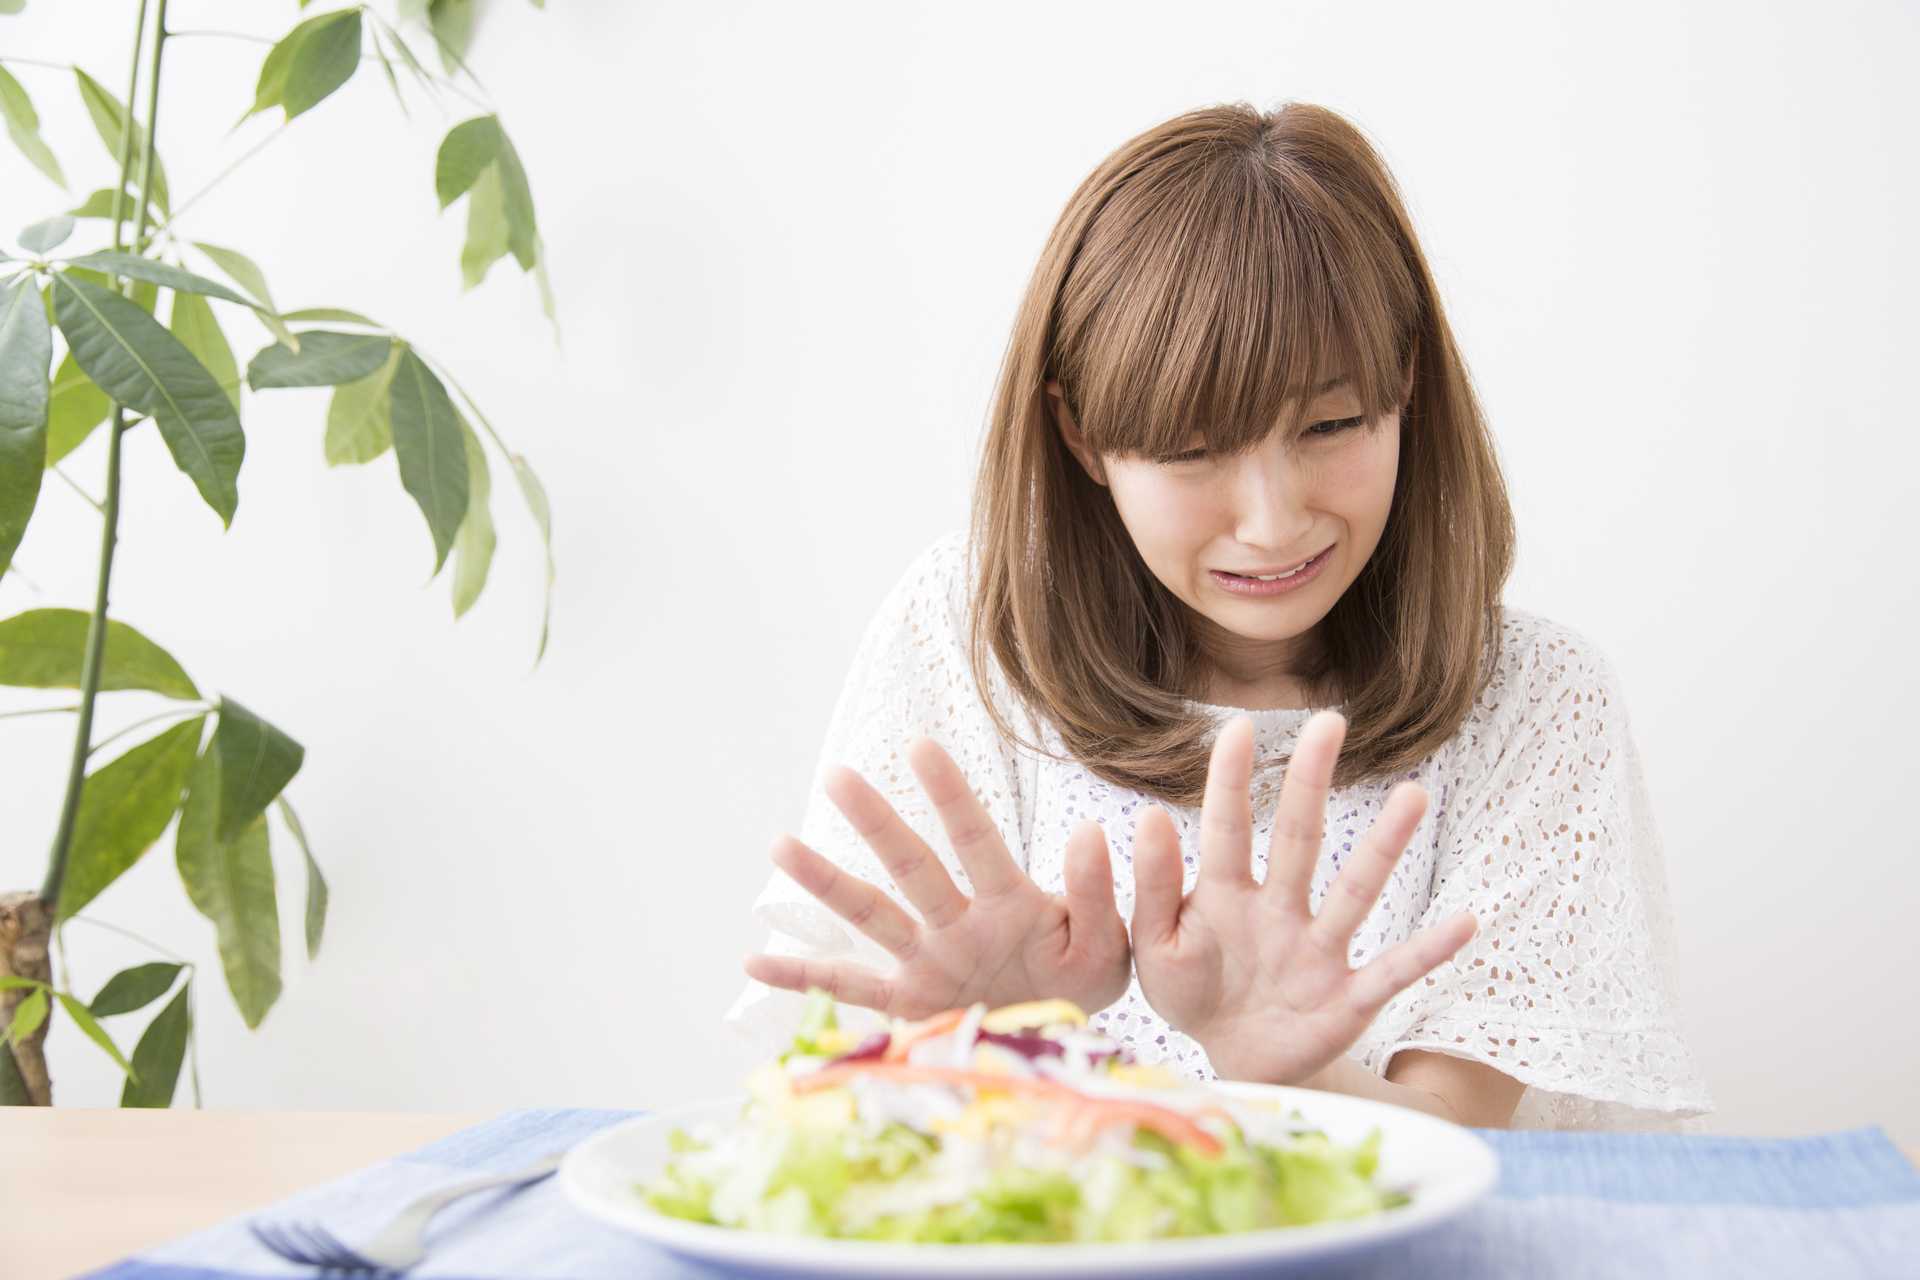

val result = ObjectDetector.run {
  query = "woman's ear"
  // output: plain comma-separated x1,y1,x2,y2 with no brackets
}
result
1046,380,1108,486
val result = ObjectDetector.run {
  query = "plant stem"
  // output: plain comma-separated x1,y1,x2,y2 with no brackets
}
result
52,464,105,514
0,55,71,72
0,705,82,722
88,703,212,759
159,124,287,230
39,0,162,908
65,914,195,967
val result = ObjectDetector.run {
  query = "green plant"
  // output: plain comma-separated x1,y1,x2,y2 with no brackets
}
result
0,0,557,1106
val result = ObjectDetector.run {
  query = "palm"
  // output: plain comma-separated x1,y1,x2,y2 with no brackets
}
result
745,737,1130,1021
1130,712,1478,1085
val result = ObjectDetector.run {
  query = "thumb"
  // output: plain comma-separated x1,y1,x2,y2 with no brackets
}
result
1130,805,1186,949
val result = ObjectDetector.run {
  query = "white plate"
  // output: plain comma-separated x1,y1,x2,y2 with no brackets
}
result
560,1081,1498,1279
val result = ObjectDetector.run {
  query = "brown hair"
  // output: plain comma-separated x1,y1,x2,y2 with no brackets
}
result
966,100,1515,806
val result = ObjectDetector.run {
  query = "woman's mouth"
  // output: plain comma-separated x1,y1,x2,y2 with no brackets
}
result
1208,545,1334,597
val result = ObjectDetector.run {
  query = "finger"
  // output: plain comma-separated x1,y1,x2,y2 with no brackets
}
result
769,834,921,960
1307,780,1429,955
1262,710,1345,909
1062,819,1121,942
907,736,1025,900
824,764,969,929
742,952,901,1016
1197,716,1256,887
1130,805,1187,948
1343,911,1478,1021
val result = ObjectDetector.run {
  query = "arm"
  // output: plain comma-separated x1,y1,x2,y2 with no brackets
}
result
1300,1049,1524,1128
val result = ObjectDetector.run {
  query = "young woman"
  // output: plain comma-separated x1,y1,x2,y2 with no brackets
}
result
726,101,1712,1132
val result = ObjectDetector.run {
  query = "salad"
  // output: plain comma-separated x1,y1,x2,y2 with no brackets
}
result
641,990,1409,1243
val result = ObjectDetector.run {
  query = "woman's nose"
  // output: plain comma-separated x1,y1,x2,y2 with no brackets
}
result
1229,451,1312,550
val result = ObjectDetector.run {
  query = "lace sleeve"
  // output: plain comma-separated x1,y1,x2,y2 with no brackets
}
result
1360,610,1716,1130
721,531,1032,1057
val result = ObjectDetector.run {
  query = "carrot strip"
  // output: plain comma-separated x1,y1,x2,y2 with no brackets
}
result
881,1007,970,1062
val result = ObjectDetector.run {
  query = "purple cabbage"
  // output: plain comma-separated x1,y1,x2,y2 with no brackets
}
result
826,1030,891,1066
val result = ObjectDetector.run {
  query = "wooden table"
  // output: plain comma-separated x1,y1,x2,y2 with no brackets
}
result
0,1109,487,1280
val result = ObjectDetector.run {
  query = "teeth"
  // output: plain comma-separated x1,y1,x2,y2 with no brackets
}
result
1238,555,1315,581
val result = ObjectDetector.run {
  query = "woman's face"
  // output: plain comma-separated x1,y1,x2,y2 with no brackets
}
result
1048,379,1402,694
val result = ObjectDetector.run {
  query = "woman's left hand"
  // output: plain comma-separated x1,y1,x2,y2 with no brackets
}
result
1129,711,1479,1085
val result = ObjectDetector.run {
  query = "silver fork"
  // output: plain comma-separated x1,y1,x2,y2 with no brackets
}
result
248,1151,566,1274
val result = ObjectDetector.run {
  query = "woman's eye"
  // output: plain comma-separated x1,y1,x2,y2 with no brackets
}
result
1307,415,1367,437
1167,447,1210,463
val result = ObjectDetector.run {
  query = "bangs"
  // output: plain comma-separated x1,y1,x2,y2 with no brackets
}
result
1053,146,1416,459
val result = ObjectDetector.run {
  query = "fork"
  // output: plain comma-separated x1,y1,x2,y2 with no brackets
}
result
248,1150,566,1274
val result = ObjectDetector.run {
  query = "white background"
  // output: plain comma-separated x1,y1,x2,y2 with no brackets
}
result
1,1,1914,1143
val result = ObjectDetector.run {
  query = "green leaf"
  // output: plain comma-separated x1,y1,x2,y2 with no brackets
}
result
0,608,200,698
171,292,240,413
7,986,47,1042
324,343,399,465
73,67,169,214
276,796,327,961
281,306,382,327
211,696,304,845
55,992,135,1078
427,0,478,76
510,452,554,662
493,128,538,270
533,232,557,329
62,253,258,310
67,187,157,229
282,9,363,120
459,163,510,289
0,65,65,189
90,962,183,1017
52,274,245,526
190,242,297,352
450,412,494,616
246,331,391,389
0,276,51,579
120,983,189,1106
0,976,45,991
55,715,206,921
177,749,281,1029
247,10,338,118
435,115,501,209
45,352,112,464
388,349,469,572
18,214,74,254
366,22,409,117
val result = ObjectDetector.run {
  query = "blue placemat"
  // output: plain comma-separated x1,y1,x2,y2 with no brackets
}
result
82,1109,1920,1279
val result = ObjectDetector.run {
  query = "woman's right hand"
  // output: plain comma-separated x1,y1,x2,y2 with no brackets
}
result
744,736,1132,1021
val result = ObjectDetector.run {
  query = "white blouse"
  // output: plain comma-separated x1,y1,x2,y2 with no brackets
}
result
725,531,1715,1131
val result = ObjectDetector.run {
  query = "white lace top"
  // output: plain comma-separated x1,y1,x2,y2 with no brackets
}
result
725,531,1715,1131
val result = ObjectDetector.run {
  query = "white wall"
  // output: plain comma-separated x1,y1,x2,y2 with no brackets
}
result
2,0,1914,1143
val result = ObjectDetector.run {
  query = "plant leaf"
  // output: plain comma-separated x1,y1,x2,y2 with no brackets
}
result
0,275,50,579
46,352,113,465
434,115,500,209
493,127,537,270
388,349,469,572
177,748,281,1029
366,22,409,117
190,242,297,351
324,343,399,465
510,452,554,663
0,63,65,189
276,796,327,961
66,187,157,229
248,9,344,118
246,330,391,389
120,983,189,1106
427,0,478,76
63,252,257,310
211,696,304,844
7,986,47,1042
281,306,382,327
55,992,136,1078
459,163,510,289
170,292,241,413
52,273,245,526
450,411,493,616
90,961,183,1017
55,715,206,921
282,9,363,121
0,607,199,698
73,67,169,214
0,976,46,991
18,214,74,254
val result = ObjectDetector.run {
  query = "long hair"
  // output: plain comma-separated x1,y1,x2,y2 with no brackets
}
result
967,101,1515,806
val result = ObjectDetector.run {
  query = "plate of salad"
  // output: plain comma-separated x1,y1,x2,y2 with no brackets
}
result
561,991,1498,1277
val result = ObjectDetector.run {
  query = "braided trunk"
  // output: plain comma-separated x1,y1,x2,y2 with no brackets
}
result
0,891,54,1106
